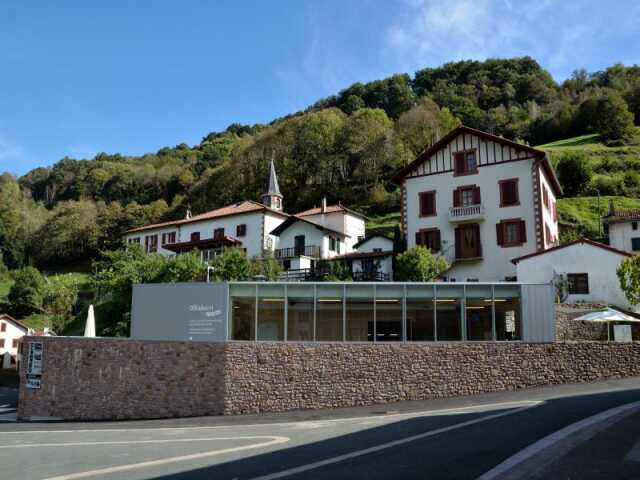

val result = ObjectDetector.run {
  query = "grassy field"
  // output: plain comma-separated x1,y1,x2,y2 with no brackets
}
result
366,212,401,236
537,127,640,151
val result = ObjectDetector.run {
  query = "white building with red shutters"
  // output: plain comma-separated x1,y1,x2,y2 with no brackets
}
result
394,125,562,281
0,314,28,369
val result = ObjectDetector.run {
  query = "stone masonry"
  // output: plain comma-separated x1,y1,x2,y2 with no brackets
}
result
17,337,640,420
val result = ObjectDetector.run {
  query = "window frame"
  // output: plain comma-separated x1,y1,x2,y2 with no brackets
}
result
418,190,437,217
497,218,526,248
453,149,478,177
567,273,589,295
236,224,247,237
498,178,520,207
416,228,441,253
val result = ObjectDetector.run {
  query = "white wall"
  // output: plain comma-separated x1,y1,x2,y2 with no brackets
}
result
516,243,631,309
300,211,365,253
609,222,640,254
405,158,538,281
264,212,286,253
0,318,27,369
125,226,179,256
538,164,559,248
356,236,394,253
277,222,330,257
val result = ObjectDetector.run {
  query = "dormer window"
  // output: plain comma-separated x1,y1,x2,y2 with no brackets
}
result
454,150,477,176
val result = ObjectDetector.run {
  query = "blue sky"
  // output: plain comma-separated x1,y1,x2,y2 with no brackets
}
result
1,0,639,176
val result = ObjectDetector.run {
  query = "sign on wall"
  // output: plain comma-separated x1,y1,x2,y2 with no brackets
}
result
131,283,228,342
26,342,43,389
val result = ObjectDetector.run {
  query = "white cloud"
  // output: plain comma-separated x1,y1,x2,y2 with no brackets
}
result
384,0,638,80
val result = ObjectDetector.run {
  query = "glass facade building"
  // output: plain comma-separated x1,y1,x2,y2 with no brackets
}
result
229,282,526,342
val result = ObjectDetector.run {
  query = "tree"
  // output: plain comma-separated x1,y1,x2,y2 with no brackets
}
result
618,255,640,306
555,152,592,197
209,248,251,281
8,267,45,316
42,275,80,333
394,246,448,281
594,92,635,142
250,251,282,281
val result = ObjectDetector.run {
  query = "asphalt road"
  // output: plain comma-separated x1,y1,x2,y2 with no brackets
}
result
1,378,640,480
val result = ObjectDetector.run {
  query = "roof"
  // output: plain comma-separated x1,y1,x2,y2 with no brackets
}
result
392,125,562,196
353,234,393,250
334,250,393,260
162,235,242,253
270,216,348,237
263,158,282,197
0,314,28,332
126,200,289,234
511,238,632,264
295,203,367,220
603,209,640,224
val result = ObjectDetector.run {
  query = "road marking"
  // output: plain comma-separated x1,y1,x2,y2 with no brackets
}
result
477,400,640,480
0,400,540,435
40,435,290,480
0,435,281,449
247,403,539,480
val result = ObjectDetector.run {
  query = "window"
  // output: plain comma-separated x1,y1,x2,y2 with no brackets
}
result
553,203,558,222
454,150,477,175
499,179,519,207
12,339,18,348
213,228,225,240
0,322,5,332
455,224,481,259
496,219,526,247
453,185,480,207
542,185,550,211
128,237,140,244
145,235,158,253
329,236,336,251
161,232,176,245
236,224,247,237
373,248,383,253
0,339,4,348
632,238,640,251
567,273,589,294
190,232,200,242
416,229,441,252
419,191,436,217
633,222,638,231
544,223,552,246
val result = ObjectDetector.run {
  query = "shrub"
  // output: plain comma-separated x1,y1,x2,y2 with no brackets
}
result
8,267,45,316
555,152,591,197
395,246,448,281
618,255,640,306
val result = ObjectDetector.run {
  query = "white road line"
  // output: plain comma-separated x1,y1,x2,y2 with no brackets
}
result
0,400,540,435
247,403,539,480
41,435,290,480
477,400,640,480
0,435,280,449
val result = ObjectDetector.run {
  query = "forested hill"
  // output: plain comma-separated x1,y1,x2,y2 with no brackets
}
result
2,57,640,270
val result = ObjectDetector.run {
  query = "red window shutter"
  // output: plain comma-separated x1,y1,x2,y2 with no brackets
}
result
434,229,441,252
455,228,462,258
473,186,481,204
419,194,427,216
427,192,435,215
415,231,422,246
496,223,504,246
454,153,465,174
453,189,461,207
519,220,527,243
553,203,558,222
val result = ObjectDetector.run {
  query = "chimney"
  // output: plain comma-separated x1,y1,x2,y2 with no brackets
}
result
321,197,327,213
185,204,192,219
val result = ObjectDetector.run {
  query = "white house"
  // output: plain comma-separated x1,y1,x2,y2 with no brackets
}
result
0,314,28,369
512,239,633,310
336,234,394,281
603,206,640,255
125,159,289,262
394,125,562,281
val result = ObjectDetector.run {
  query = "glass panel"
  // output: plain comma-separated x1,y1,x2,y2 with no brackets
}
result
229,284,255,341
406,285,435,341
435,285,463,341
494,285,521,341
465,285,493,341
316,285,343,341
346,285,374,342
257,284,285,340
287,285,314,341
375,285,402,342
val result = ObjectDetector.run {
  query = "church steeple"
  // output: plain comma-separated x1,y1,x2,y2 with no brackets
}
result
261,154,283,211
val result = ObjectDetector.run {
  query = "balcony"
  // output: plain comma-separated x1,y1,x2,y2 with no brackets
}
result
449,204,486,223
274,245,321,259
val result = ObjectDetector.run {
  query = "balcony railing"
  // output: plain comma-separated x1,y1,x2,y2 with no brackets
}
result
449,204,485,222
279,268,390,282
275,245,321,259
352,271,391,282
455,243,483,261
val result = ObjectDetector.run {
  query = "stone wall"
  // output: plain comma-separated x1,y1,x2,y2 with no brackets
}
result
18,337,225,421
556,305,640,341
18,337,640,420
